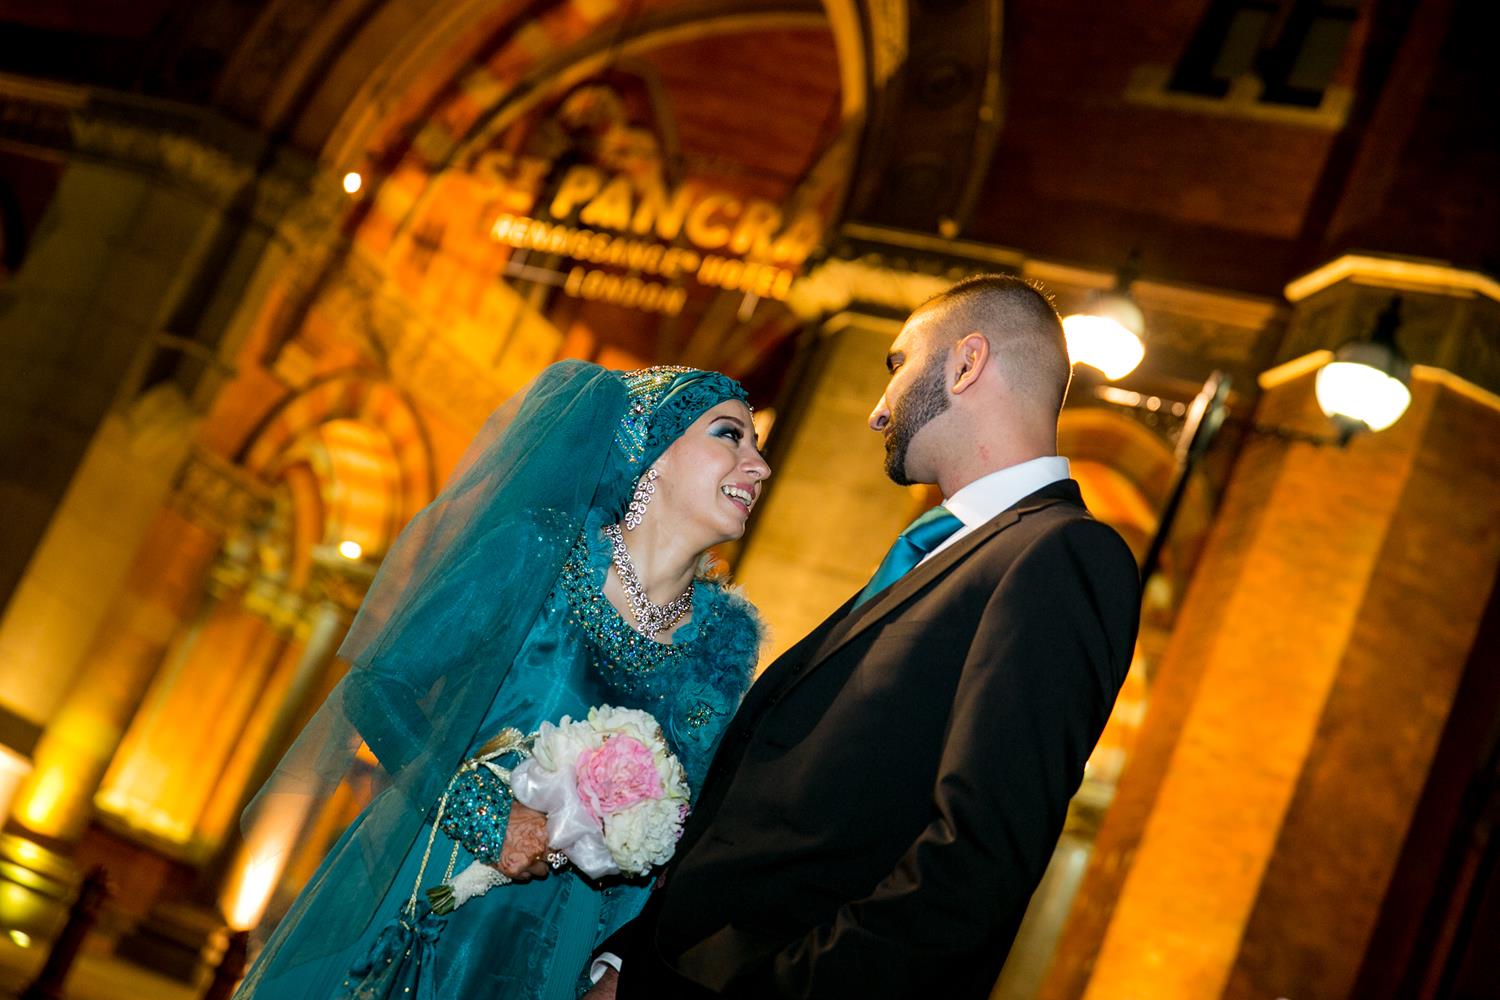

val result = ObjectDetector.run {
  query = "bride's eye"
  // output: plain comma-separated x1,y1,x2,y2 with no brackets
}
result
712,423,743,443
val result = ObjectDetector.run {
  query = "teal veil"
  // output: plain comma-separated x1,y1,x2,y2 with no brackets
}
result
241,360,748,971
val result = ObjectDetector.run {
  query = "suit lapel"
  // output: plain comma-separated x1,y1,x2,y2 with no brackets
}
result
771,480,1085,701
736,594,857,721
811,502,1053,661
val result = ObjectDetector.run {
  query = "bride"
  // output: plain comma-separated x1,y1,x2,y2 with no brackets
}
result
234,361,770,999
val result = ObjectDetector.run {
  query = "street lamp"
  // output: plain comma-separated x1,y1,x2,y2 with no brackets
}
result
1064,260,1146,381
1314,297,1412,437
1127,296,1413,583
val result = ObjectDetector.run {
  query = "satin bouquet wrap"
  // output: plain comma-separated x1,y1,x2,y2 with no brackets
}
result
429,705,689,913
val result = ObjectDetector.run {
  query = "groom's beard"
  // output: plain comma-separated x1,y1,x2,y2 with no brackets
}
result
884,355,950,486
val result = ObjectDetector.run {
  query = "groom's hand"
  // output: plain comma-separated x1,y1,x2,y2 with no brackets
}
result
582,967,618,999
494,802,550,880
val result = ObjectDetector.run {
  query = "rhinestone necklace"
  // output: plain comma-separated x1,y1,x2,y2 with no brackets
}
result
602,523,693,639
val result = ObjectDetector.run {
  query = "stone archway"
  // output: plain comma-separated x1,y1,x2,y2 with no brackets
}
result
1059,405,1213,595
93,380,424,861
239,372,436,531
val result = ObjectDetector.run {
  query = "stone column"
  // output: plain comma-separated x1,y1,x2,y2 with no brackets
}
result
0,83,327,740
214,571,361,930
9,449,267,842
200,551,369,857
1043,256,1500,1000
0,388,195,751
738,240,995,657
93,571,291,850
733,308,923,658
110,553,366,978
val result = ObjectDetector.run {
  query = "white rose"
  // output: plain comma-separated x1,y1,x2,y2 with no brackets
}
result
587,705,665,746
529,715,599,772
658,753,689,802
603,796,686,875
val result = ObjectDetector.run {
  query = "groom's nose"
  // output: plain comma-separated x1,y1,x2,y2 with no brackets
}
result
869,395,891,432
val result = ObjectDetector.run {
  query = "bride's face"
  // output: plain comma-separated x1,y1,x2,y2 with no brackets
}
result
651,401,770,546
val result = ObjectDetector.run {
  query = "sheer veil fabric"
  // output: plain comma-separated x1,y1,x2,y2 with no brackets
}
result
241,360,746,972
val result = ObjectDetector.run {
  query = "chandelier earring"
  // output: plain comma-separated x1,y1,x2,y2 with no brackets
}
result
623,467,660,531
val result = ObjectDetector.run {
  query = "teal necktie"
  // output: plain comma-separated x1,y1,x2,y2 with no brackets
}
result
854,506,964,608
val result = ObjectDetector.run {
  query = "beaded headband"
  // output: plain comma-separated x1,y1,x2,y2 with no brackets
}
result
613,365,749,469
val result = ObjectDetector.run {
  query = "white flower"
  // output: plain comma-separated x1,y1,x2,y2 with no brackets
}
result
604,796,685,875
585,705,664,745
511,705,689,879
530,715,600,771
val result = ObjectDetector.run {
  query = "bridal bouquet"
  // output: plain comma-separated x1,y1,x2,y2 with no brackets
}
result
427,705,688,913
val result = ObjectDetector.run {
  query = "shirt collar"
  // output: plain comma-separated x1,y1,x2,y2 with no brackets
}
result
943,456,1072,529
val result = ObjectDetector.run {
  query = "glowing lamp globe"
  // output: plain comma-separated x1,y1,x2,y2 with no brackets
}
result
1315,344,1411,432
1314,299,1412,434
1063,291,1146,381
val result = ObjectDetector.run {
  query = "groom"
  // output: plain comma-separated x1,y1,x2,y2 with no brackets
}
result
590,274,1141,998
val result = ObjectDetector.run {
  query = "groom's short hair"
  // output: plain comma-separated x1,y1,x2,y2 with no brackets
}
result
919,274,1072,419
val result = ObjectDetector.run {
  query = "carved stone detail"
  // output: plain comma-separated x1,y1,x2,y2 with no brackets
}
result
68,113,255,203
788,223,1023,319
304,548,376,620
1135,310,1269,367
2,85,335,253
169,447,273,537
312,259,516,429
788,257,955,319
216,0,326,116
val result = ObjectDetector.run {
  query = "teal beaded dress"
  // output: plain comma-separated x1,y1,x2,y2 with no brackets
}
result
232,361,759,1000
236,511,761,1000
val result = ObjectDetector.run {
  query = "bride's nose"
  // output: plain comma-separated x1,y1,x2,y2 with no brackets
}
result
744,452,771,481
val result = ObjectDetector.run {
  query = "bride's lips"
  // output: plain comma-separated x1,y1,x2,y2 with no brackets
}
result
720,482,756,516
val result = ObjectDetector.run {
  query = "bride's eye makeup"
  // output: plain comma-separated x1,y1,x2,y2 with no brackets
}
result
710,414,764,460
711,419,744,443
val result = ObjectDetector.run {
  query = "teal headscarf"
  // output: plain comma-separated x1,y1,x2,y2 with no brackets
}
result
243,360,748,968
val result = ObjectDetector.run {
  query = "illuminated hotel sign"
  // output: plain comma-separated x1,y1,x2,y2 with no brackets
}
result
489,164,821,315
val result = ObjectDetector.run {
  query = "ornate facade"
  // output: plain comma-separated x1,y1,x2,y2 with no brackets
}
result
1,1,1496,996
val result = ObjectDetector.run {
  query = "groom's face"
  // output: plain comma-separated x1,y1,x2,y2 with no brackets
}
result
869,311,952,486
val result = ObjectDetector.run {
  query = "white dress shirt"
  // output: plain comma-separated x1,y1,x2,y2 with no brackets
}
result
920,455,1071,566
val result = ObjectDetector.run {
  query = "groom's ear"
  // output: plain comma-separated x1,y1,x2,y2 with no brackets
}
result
951,333,989,394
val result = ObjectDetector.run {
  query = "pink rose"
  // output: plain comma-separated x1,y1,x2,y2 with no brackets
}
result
575,735,664,823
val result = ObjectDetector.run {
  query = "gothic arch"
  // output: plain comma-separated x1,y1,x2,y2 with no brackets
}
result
1058,405,1214,581
237,371,436,531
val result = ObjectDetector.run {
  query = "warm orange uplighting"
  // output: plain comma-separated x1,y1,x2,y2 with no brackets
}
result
342,171,363,195
14,764,67,834
751,408,777,451
16,701,152,839
0,744,33,822
221,795,313,930
337,540,364,560
223,847,287,931
8,835,49,871
93,786,196,843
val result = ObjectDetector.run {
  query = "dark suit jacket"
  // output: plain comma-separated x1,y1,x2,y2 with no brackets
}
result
610,479,1141,999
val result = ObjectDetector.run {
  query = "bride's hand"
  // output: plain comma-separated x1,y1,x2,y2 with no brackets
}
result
494,802,550,880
